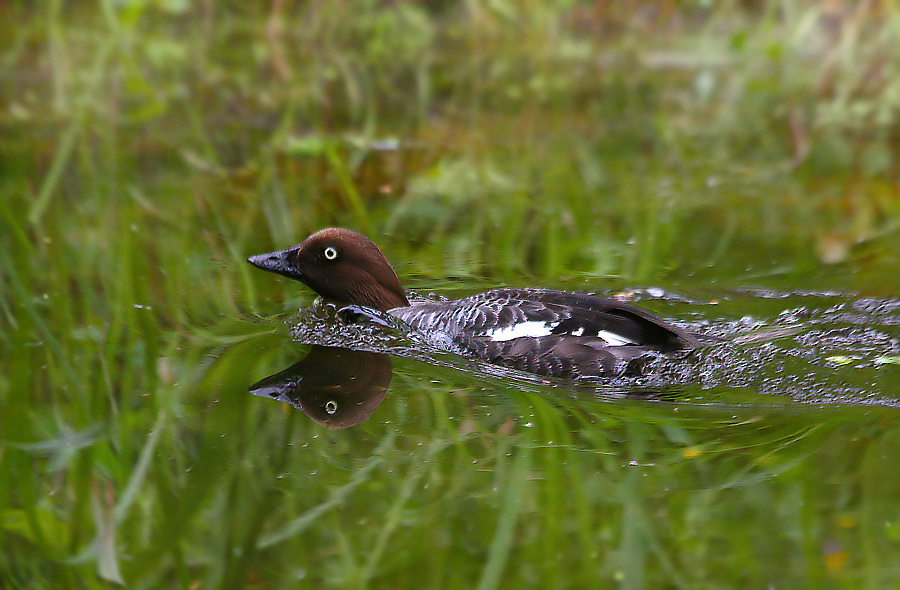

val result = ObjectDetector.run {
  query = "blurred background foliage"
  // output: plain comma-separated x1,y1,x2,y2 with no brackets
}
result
2,0,900,587
4,0,900,292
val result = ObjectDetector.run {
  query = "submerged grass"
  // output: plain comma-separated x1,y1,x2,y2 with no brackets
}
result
2,0,900,587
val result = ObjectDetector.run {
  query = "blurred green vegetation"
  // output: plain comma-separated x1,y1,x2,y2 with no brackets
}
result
2,0,900,587
4,0,900,286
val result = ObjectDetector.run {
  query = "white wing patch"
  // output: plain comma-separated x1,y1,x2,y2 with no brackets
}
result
486,321,556,341
596,330,637,346
485,322,638,345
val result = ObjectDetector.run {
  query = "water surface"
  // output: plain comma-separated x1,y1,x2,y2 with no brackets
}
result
224,285,900,587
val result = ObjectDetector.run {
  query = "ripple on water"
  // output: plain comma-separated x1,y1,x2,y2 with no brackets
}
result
284,291,900,407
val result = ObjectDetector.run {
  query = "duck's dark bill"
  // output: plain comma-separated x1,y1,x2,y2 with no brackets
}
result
247,248,303,281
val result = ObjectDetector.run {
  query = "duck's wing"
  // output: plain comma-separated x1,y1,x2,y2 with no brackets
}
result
451,288,698,350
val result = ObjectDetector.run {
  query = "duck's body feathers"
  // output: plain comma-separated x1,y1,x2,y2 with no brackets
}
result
389,288,696,378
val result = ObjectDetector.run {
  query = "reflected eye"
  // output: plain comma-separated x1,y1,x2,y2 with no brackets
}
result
325,400,338,414
323,246,338,261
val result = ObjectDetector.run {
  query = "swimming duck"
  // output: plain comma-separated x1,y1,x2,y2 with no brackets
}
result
248,227,701,379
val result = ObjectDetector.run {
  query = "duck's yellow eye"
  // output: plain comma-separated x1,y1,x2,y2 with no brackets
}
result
323,246,338,261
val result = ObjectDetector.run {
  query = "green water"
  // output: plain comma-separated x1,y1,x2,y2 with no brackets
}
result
3,2,900,588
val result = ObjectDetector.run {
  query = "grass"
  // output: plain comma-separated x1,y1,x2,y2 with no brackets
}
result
2,0,900,587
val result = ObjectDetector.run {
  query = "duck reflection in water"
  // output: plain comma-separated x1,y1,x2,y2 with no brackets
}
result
249,345,392,429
